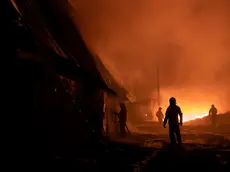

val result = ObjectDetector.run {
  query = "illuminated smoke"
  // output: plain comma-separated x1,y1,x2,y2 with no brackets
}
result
69,0,230,119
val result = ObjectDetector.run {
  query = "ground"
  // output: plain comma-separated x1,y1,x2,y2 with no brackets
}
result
51,124,230,171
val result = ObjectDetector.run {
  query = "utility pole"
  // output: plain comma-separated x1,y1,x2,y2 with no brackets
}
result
156,64,160,107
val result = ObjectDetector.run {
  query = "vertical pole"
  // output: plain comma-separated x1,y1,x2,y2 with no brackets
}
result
156,65,160,107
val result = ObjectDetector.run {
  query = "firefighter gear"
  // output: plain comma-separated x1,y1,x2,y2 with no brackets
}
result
209,104,217,127
163,97,183,144
156,107,164,124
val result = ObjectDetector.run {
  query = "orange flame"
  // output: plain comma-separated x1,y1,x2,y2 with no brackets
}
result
157,88,223,122
183,111,208,122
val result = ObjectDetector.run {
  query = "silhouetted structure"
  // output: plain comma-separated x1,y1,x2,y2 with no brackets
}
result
7,0,129,161
209,104,218,127
163,97,183,144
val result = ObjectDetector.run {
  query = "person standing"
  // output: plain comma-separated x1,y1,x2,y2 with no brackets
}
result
156,107,164,124
209,104,218,127
163,97,183,144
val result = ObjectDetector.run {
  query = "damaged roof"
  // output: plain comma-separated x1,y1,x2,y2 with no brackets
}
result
12,0,130,99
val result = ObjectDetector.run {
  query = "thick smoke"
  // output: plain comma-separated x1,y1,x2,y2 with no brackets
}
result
69,0,230,113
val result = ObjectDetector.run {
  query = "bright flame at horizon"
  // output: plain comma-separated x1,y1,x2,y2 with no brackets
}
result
183,112,208,122
157,88,224,123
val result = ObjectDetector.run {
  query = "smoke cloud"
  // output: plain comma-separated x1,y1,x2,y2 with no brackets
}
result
69,0,230,113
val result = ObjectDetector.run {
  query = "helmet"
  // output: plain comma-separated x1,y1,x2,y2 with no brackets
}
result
169,97,176,105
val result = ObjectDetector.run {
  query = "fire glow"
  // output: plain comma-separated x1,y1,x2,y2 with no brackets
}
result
159,102,211,122
183,111,208,122
181,105,210,122
156,105,211,123
158,88,222,123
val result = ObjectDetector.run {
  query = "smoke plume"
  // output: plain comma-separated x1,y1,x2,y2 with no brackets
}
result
69,0,230,113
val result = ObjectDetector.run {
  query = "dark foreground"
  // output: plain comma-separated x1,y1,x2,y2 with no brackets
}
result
48,132,230,172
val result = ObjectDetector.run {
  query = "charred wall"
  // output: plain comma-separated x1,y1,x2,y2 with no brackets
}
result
6,1,106,161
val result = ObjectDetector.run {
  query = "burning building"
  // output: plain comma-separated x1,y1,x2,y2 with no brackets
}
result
7,0,131,160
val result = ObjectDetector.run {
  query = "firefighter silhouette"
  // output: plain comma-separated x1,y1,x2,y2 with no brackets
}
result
156,107,164,124
209,104,218,127
163,97,183,144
